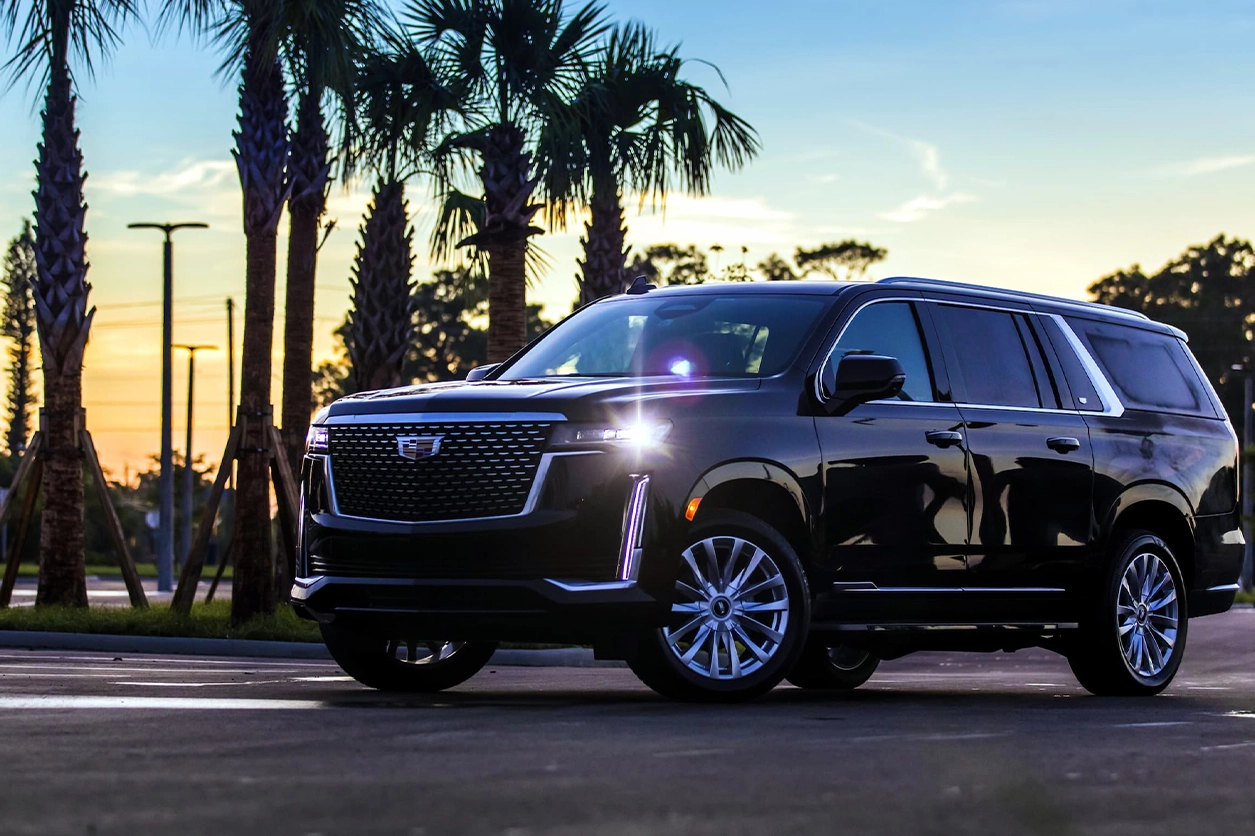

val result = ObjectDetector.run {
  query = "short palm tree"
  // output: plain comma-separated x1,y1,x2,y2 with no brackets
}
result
345,29,459,391
411,0,608,362
162,0,290,622
279,0,383,475
3,0,138,606
541,23,759,305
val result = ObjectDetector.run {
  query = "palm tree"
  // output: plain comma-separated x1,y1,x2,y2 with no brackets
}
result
412,0,608,362
279,0,383,475
344,30,458,391
2,0,138,606
2,220,38,457
541,23,759,305
163,0,290,622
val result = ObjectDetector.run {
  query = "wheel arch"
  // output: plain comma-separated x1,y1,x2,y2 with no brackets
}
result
685,461,813,565
1102,483,1197,589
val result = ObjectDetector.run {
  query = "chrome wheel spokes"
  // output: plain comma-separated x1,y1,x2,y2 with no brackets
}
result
386,639,463,666
664,536,790,681
1117,553,1179,678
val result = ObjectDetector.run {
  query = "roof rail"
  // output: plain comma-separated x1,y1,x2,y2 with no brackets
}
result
877,276,1151,321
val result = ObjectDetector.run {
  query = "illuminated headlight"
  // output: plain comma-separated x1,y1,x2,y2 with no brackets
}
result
551,421,673,448
305,425,329,454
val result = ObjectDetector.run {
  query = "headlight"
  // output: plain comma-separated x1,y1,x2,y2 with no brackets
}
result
550,420,672,449
305,425,329,454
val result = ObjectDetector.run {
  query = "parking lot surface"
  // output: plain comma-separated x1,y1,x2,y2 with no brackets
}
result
1,609,1253,835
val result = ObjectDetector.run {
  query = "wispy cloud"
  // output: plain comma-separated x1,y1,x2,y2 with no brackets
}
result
626,194,796,246
878,193,976,223
1151,154,1255,178
852,121,949,190
93,159,237,197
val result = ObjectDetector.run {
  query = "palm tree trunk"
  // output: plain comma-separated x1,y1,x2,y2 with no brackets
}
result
281,88,329,476
347,180,415,392
32,44,90,607
474,124,543,363
577,186,629,304
232,42,290,624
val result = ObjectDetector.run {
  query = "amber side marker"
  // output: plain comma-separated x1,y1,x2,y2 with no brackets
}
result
685,497,702,521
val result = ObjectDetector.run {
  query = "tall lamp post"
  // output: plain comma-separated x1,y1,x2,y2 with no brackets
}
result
1233,363,1253,592
174,345,218,565
127,222,208,592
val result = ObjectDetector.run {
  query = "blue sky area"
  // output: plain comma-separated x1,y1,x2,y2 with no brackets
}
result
1,0,1253,471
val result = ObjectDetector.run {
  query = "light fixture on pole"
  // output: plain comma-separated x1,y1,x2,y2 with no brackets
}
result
127,222,208,592
174,344,218,566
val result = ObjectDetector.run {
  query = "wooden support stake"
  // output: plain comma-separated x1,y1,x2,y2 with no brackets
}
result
205,531,235,604
0,457,43,608
267,423,300,591
81,430,148,609
171,420,243,615
0,432,42,532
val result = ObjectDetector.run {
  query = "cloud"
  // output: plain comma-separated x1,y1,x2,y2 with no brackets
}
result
852,121,949,190
1152,154,1255,178
93,159,237,197
878,193,976,223
624,194,796,246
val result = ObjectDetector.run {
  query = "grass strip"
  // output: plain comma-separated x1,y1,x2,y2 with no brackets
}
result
16,563,233,579
0,600,319,643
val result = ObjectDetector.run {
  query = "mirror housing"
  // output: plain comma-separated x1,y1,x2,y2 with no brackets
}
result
820,354,906,415
466,363,500,382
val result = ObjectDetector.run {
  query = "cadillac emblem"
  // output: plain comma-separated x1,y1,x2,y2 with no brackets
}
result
396,435,444,461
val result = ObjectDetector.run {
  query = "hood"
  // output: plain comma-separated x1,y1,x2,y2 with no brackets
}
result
323,376,761,423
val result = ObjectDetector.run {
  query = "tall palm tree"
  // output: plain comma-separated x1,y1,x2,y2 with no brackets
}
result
2,0,137,606
279,0,383,475
541,23,759,305
163,0,290,622
412,0,607,362
345,29,459,392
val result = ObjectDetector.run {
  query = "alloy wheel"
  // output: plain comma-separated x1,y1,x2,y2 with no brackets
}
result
1117,553,1179,679
664,536,790,680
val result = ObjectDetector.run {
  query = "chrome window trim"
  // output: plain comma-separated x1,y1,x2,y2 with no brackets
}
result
323,450,600,526
815,295,1126,418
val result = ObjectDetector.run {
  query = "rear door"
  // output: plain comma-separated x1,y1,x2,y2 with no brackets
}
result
926,299,1096,605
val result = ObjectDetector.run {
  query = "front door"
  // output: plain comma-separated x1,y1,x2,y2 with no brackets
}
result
814,298,970,607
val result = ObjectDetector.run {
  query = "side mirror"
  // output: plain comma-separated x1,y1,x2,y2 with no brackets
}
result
466,363,500,382
820,354,905,415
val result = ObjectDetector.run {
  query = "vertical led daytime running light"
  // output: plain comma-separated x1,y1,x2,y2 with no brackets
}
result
618,475,651,581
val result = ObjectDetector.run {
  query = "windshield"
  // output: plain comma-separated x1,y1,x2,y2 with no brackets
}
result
500,294,830,380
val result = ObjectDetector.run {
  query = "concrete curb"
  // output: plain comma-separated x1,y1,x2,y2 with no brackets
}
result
0,631,621,667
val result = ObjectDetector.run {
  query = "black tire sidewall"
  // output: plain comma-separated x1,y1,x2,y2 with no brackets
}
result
785,639,880,690
321,624,498,693
632,510,811,701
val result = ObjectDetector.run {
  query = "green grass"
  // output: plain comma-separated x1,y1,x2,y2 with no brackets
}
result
15,563,233,579
0,599,320,643
1236,589,1254,605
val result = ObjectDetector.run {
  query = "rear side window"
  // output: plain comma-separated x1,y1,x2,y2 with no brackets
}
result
931,305,1042,408
1065,317,1218,418
1038,317,1104,412
831,301,935,402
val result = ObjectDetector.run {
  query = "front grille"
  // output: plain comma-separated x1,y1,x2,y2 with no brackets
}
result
327,422,555,522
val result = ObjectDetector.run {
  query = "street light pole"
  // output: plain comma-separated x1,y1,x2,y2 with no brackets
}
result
174,345,217,566
127,222,208,592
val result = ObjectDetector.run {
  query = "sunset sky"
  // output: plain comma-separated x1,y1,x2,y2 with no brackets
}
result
1,0,1253,476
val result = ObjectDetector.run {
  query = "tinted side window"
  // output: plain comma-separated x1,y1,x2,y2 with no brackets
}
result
1039,317,1104,412
932,305,1041,408
831,301,935,402
1065,317,1218,418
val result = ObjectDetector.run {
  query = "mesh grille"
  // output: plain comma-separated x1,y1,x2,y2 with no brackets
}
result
328,422,554,522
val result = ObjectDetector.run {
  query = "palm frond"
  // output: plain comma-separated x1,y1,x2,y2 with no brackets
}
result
429,186,485,266
3,0,140,95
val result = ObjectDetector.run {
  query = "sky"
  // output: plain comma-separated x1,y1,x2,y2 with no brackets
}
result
1,0,1254,477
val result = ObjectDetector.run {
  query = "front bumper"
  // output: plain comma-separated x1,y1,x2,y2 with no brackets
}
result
291,575,662,643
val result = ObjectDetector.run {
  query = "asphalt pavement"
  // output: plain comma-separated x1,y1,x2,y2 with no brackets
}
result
1,610,1253,836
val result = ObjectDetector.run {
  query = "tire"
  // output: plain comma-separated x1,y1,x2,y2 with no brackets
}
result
321,624,498,693
786,640,880,690
1067,531,1188,696
627,510,811,702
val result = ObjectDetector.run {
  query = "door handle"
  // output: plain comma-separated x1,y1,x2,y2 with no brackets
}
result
1046,436,1081,453
925,430,964,448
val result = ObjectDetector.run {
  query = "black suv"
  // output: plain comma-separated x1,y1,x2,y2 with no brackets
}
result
294,277,1242,701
